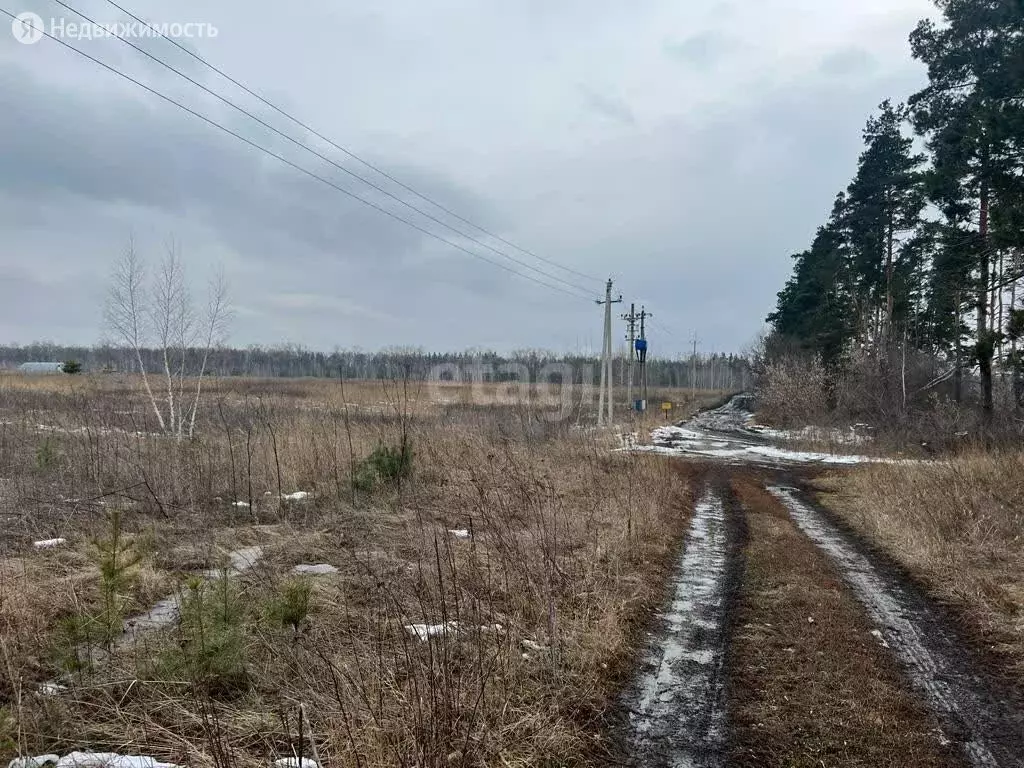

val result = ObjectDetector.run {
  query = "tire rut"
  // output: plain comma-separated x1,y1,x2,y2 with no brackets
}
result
769,484,1024,768
624,478,740,768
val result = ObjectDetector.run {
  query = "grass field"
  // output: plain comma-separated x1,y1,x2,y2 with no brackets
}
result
0,373,725,766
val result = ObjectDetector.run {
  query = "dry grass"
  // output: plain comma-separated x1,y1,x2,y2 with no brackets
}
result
727,474,961,768
816,453,1024,682
0,373,718,766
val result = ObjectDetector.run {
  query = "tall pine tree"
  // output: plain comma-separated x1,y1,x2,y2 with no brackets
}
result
768,194,856,369
910,0,1024,416
844,100,925,345
768,0,1024,419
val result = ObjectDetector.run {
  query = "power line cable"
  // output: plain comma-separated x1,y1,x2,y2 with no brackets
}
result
47,0,596,299
2,7,595,302
93,0,605,287
648,318,680,339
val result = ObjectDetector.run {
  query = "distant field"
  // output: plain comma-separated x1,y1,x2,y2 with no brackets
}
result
0,371,725,415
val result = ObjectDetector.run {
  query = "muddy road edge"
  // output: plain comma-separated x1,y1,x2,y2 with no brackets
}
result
771,482,1024,768
619,470,745,768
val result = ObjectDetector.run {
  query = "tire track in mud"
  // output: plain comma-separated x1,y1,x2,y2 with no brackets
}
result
624,481,738,768
770,484,1024,768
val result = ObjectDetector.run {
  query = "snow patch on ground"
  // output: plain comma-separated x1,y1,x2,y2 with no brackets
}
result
8,756,59,768
404,622,460,641
33,538,66,549
629,397,897,466
121,545,263,645
403,622,505,642
748,423,872,445
218,546,263,576
520,638,549,654
273,759,319,768
281,491,310,501
28,423,162,441
8,753,181,768
448,529,470,539
292,563,338,576
635,427,885,466
622,397,905,468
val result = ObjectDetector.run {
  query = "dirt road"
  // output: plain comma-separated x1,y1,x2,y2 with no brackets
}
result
624,396,1024,768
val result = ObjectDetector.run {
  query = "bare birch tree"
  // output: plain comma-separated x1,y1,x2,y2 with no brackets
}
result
105,236,231,438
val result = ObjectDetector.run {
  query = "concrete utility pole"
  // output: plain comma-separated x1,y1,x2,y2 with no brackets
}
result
596,279,622,426
638,306,652,409
622,303,638,411
690,332,699,391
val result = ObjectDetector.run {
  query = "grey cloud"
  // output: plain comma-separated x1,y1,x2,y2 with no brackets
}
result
819,47,878,77
0,0,932,355
665,32,732,70
0,263,103,344
0,60,500,276
579,85,636,125
499,69,930,354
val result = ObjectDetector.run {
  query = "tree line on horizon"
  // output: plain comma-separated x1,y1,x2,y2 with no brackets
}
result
768,0,1024,419
0,342,753,392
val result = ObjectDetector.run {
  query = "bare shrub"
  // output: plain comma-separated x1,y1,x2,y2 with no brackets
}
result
758,342,1024,450
757,356,830,426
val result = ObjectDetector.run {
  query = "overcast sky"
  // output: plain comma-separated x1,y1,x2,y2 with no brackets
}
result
0,0,937,357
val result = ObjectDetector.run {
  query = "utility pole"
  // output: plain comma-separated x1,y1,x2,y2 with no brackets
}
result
690,332,699,391
596,279,622,426
637,307,652,410
622,303,638,411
